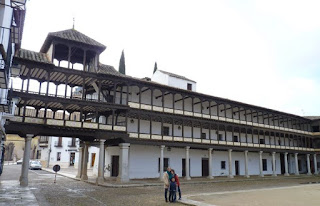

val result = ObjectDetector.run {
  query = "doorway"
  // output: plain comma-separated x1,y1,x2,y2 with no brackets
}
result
70,152,75,166
280,153,285,174
182,158,191,177
202,158,209,177
91,153,96,167
111,156,119,177
235,160,240,175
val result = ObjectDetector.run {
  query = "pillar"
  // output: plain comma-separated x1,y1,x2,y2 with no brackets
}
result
185,146,191,180
228,149,234,178
294,153,299,176
244,150,249,178
284,152,289,176
306,154,311,175
259,151,264,177
117,143,130,182
76,145,83,178
81,142,89,181
272,152,277,176
159,145,165,181
96,140,106,184
314,154,318,175
20,134,33,187
208,148,213,179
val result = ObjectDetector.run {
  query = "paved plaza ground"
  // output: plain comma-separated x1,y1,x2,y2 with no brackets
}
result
1,164,320,206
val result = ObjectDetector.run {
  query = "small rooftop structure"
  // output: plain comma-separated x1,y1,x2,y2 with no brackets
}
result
151,69,197,91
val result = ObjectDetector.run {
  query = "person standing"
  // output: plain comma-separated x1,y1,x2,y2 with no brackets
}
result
169,177,177,202
163,167,171,202
171,169,181,200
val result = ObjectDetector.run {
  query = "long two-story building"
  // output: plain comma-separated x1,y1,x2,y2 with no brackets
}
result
6,29,320,185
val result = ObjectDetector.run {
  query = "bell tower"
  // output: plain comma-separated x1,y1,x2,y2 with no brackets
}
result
40,29,106,72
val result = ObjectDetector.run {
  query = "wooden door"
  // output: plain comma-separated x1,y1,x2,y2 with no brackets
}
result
91,153,96,167
182,159,186,177
70,152,75,166
235,160,240,175
111,156,119,177
202,158,209,177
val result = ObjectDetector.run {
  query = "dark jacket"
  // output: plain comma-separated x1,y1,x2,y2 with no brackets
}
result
169,181,176,191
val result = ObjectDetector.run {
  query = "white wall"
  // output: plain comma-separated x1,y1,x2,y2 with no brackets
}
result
102,144,282,179
151,70,197,91
49,137,79,168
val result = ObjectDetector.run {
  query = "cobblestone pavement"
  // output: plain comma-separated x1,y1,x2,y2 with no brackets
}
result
1,165,320,206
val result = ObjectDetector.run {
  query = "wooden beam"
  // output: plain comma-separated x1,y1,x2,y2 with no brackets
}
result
155,92,171,99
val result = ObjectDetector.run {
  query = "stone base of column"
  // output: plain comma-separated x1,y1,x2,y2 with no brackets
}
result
207,176,214,179
81,174,88,181
272,174,277,177
314,172,319,175
259,174,264,177
228,175,234,178
117,176,129,183
96,176,105,184
284,173,290,176
185,176,191,180
20,177,28,187
307,172,312,176
76,174,81,179
244,175,250,178
295,173,300,176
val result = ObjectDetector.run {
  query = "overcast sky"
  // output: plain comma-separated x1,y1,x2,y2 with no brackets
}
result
21,0,320,116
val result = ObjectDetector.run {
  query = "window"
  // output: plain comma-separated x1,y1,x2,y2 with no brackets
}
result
162,126,170,136
233,136,238,142
201,133,206,139
218,134,223,141
312,126,319,132
158,158,169,172
57,152,61,161
259,139,265,144
298,160,302,171
187,83,192,91
262,159,267,171
278,139,281,145
221,161,226,169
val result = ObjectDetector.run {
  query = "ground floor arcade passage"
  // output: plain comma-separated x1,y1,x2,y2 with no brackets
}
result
18,136,319,186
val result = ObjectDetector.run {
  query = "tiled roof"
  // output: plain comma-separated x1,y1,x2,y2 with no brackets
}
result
97,63,126,77
16,49,53,64
40,29,106,53
304,116,320,120
159,70,196,83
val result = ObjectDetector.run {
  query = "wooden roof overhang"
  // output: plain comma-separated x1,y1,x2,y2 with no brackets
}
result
14,55,311,125
5,121,128,140
11,90,129,113
13,58,119,88
104,137,314,154
126,108,313,138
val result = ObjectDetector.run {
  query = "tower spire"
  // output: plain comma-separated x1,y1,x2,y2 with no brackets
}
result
119,50,126,75
153,62,158,74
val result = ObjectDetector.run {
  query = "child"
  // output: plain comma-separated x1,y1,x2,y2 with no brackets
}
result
169,177,177,202
171,169,181,200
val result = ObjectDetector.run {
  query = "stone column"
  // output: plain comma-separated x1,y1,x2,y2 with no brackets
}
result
259,151,264,177
81,142,89,181
185,146,191,180
272,152,277,176
96,140,106,184
76,145,83,178
294,153,299,176
159,145,165,181
117,143,130,183
306,154,311,175
20,134,33,187
208,148,213,179
228,149,234,178
314,154,318,175
244,150,249,178
284,152,289,176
